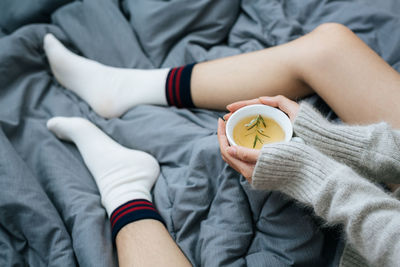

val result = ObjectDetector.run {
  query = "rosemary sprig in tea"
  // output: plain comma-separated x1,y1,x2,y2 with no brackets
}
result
245,115,270,148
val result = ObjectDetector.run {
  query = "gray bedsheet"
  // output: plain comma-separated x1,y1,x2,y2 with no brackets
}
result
0,0,399,266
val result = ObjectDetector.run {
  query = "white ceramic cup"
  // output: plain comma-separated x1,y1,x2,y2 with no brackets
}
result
225,104,293,148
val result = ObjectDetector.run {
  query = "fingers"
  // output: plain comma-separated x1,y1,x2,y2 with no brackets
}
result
226,98,261,112
217,118,236,164
230,160,255,181
259,95,300,121
232,161,254,182
223,112,232,121
217,118,229,148
222,149,255,180
217,118,237,161
222,148,255,181
227,146,259,164
225,95,300,123
217,118,254,181
217,118,233,164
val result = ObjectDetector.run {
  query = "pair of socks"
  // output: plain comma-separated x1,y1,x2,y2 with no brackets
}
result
44,33,196,241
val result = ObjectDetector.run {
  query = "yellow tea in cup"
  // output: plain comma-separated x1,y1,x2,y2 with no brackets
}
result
232,115,285,149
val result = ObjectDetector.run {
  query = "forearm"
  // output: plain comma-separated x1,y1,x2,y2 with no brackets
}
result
252,142,400,266
294,102,400,183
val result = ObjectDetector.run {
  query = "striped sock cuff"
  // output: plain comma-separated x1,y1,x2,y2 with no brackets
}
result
165,63,196,108
110,199,164,242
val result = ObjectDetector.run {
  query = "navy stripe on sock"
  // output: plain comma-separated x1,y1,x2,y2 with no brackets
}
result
110,199,164,242
179,63,195,108
165,63,196,108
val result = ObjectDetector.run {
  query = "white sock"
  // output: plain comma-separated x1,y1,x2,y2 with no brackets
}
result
43,33,170,119
47,117,160,216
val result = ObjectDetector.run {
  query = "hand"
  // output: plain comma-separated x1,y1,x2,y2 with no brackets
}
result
217,118,260,182
224,95,300,122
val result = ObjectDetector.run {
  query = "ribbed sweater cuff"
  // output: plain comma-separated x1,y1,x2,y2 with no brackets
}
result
252,142,340,206
339,243,370,267
293,103,400,182
293,103,370,168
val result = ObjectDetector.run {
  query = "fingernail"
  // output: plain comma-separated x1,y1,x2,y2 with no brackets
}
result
223,114,228,120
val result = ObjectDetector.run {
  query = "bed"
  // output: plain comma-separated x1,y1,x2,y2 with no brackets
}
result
0,0,399,266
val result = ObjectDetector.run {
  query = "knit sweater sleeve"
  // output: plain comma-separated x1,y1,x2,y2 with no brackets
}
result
252,142,400,267
293,102,400,183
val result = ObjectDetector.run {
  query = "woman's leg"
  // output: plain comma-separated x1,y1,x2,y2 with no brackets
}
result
292,23,400,127
191,23,400,127
44,23,400,126
47,117,191,267
116,220,191,267
43,33,310,117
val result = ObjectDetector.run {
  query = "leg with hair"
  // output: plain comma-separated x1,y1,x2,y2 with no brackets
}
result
116,220,190,267
47,117,191,267
44,23,400,126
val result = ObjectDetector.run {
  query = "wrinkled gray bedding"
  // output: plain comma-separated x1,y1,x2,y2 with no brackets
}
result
1,0,399,266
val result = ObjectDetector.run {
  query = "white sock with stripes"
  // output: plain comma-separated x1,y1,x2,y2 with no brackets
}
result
47,116,160,216
44,33,169,118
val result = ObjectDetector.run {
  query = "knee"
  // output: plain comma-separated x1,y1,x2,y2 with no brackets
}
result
300,23,358,67
309,23,358,52
312,23,353,37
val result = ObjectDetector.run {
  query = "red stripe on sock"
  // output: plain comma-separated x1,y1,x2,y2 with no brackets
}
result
111,206,157,228
111,201,153,222
168,68,177,106
175,67,184,108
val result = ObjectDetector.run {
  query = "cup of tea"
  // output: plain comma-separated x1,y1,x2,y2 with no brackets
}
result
225,104,293,149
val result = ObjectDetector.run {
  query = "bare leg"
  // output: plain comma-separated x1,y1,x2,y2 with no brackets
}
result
116,220,191,267
191,23,400,127
296,24,400,127
191,41,312,110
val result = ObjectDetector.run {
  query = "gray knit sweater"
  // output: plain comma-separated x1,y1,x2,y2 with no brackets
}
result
252,103,400,267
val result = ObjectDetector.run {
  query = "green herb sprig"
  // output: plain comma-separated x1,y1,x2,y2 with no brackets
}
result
245,115,270,148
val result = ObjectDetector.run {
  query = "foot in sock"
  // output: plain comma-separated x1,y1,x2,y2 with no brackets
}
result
43,33,170,118
47,116,160,216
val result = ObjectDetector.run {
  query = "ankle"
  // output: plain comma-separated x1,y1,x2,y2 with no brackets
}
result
110,199,164,242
